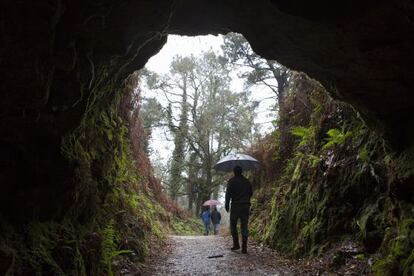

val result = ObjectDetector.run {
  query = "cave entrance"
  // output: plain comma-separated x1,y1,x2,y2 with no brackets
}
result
2,2,414,274
134,33,285,230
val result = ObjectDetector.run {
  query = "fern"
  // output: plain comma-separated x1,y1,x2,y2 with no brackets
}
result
322,128,353,149
101,220,131,276
307,154,320,168
291,126,315,147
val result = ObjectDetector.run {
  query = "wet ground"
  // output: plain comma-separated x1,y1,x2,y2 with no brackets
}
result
143,235,294,275
140,235,372,276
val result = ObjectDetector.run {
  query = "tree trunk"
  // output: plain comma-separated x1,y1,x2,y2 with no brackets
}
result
187,153,197,214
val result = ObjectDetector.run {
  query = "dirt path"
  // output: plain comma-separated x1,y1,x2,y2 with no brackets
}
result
142,235,295,276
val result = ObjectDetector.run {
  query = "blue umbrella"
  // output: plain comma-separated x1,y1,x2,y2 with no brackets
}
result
213,153,260,172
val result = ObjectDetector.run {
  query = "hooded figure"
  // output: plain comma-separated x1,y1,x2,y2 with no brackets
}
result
225,166,253,254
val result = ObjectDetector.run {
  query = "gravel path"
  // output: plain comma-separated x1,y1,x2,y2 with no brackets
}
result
143,235,294,276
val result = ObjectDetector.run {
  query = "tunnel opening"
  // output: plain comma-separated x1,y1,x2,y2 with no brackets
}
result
1,1,414,274
136,33,279,220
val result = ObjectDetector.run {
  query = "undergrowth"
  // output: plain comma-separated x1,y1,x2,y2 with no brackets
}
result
0,72,172,275
249,72,414,275
170,216,204,236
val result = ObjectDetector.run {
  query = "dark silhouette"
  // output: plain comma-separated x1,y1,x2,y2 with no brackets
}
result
210,206,222,235
200,206,211,235
225,166,253,254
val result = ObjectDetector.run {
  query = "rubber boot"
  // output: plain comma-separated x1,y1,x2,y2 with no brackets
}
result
231,234,240,250
242,236,248,254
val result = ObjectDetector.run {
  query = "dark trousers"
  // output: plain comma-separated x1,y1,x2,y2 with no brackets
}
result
230,204,250,238
203,221,210,235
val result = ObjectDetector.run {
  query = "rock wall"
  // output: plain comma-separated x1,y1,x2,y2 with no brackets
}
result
249,73,414,275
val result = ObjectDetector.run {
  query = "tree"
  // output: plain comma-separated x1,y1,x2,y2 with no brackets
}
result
221,33,291,111
139,97,163,153
140,50,257,213
182,51,255,214
222,33,296,164
167,61,190,201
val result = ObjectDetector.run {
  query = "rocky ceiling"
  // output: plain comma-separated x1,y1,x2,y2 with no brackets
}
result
1,0,413,216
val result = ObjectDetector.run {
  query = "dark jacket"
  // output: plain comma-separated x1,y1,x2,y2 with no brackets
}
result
201,210,210,224
225,175,253,210
210,209,221,224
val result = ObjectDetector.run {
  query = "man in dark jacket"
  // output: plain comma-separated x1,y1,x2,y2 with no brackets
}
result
210,206,222,235
225,166,253,254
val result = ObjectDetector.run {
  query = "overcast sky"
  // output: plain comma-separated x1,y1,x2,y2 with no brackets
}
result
146,35,225,74
142,34,276,165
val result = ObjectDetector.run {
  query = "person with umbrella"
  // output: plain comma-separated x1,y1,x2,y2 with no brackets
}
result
225,165,253,254
201,199,221,235
214,153,258,253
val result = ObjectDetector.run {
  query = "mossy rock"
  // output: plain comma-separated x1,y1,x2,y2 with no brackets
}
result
373,219,414,275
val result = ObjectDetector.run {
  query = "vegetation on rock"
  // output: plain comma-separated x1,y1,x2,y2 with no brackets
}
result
0,72,190,275
249,72,414,275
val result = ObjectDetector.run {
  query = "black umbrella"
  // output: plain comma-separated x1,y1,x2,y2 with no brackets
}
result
213,153,260,172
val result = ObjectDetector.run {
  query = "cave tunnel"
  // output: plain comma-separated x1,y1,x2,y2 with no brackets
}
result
1,0,413,247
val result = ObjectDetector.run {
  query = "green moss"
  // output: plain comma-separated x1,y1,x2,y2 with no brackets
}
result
372,258,391,275
373,219,414,275
402,249,414,275
0,72,170,274
355,253,365,260
249,72,414,275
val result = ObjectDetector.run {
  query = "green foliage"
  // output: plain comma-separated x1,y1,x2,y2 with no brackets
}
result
26,222,64,276
322,128,353,149
357,146,370,163
291,153,304,181
0,218,92,275
307,154,320,168
62,73,168,271
251,76,356,258
372,218,414,275
249,71,414,275
140,97,164,152
101,220,131,276
291,126,315,147
222,32,291,100
0,72,170,274
141,49,258,212
168,78,189,200
170,217,204,235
